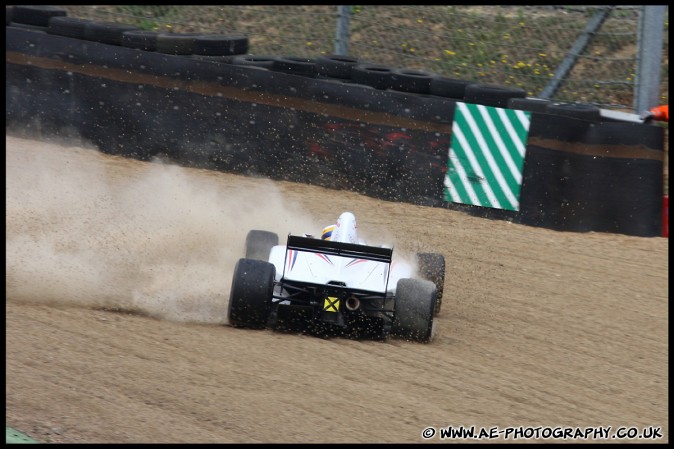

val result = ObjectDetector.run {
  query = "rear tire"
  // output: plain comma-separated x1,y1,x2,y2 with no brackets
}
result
416,252,445,316
245,230,279,261
228,258,275,329
391,278,436,343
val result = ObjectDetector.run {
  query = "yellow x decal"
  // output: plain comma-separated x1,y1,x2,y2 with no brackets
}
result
323,296,340,312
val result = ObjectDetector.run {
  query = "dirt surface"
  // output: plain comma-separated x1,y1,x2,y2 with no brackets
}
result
5,135,669,444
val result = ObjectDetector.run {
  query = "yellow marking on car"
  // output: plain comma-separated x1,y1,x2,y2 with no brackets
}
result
324,296,340,312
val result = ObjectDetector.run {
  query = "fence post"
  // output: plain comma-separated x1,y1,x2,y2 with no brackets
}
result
634,5,667,114
539,6,613,100
334,5,351,55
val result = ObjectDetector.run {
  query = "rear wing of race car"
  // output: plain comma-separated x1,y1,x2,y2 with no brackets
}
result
285,234,393,264
283,234,394,293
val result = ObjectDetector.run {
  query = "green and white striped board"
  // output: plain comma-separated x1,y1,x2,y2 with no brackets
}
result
6,426,39,444
444,102,532,211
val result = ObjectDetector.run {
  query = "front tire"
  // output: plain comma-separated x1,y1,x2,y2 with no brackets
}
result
228,258,275,329
391,278,436,343
416,252,445,316
245,230,279,261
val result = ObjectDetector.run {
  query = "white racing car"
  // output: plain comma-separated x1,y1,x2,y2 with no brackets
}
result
227,212,445,342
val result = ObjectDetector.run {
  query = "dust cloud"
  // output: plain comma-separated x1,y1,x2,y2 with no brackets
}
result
5,135,321,324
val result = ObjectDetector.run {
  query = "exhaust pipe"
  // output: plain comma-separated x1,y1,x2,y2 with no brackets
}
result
345,296,360,311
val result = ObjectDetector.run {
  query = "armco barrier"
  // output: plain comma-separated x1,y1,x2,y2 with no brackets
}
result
5,26,665,237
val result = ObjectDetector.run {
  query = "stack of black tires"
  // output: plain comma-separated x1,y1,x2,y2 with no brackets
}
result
7,5,604,118
7,5,251,57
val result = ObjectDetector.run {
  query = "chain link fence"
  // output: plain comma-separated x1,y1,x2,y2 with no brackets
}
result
60,5,668,112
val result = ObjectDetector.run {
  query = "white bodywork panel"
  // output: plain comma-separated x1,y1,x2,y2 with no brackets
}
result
269,245,412,294
268,212,412,294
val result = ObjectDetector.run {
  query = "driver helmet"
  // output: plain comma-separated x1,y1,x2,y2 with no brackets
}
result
321,224,335,240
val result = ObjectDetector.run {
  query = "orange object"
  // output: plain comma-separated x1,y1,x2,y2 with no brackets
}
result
649,104,669,122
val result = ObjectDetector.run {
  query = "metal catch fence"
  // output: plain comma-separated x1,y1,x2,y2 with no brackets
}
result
61,5,668,112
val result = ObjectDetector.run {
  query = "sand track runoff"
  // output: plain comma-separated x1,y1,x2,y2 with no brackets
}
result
5,135,668,443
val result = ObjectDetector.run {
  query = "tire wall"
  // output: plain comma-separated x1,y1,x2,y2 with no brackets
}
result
5,27,664,237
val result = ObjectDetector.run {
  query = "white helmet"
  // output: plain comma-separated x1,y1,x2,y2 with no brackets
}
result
330,212,358,244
